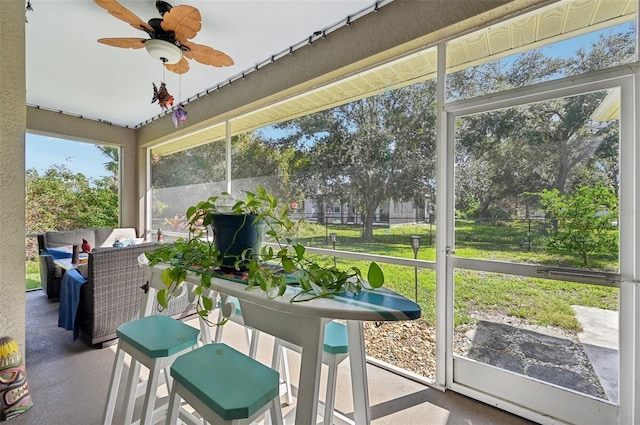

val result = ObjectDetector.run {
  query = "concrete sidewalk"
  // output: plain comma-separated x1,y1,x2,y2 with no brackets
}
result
572,305,619,403
464,305,621,402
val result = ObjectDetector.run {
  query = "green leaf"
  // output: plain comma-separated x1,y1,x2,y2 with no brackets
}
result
278,280,287,296
367,262,384,288
202,296,213,311
293,243,305,260
282,257,295,272
157,289,169,308
186,206,197,219
161,268,174,288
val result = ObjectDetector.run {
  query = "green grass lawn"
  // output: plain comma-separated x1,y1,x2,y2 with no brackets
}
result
26,219,619,332
26,259,41,291
293,219,619,332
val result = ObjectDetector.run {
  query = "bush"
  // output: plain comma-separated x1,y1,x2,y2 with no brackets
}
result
539,184,618,266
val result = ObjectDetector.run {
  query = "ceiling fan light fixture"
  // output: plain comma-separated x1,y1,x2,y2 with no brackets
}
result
144,39,182,64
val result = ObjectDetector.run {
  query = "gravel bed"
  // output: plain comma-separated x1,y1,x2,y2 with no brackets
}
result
364,320,436,379
363,315,606,400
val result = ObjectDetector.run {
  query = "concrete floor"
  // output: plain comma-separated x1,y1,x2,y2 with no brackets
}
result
13,290,539,425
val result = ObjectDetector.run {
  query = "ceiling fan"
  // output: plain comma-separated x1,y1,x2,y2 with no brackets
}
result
94,0,234,74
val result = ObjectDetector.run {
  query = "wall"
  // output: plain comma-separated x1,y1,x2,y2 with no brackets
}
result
0,0,27,352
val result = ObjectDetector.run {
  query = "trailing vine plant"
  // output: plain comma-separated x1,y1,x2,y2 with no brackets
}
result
145,186,384,323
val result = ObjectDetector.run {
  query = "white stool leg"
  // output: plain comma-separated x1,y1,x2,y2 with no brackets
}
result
214,307,225,343
162,367,173,395
123,357,141,425
140,358,163,425
102,345,126,425
272,340,293,407
323,355,340,425
247,328,260,359
165,381,181,425
215,310,259,359
200,316,212,345
280,347,293,406
270,396,284,425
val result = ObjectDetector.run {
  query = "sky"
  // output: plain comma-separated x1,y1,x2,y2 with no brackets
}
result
26,134,111,180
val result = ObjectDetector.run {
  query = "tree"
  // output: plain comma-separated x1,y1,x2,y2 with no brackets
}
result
450,28,630,217
231,132,294,201
96,145,120,191
150,141,227,188
150,133,292,191
275,83,438,240
538,184,618,266
25,165,118,257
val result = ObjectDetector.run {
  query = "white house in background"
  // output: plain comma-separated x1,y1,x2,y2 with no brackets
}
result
299,197,429,226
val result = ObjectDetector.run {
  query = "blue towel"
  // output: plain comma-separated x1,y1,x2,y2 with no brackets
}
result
44,247,73,259
57,269,87,340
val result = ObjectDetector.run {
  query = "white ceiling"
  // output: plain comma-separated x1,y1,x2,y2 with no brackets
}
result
25,0,374,128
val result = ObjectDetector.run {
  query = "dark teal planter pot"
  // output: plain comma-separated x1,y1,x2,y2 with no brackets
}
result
211,214,264,270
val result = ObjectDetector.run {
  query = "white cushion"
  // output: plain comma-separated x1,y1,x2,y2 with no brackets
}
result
94,228,137,248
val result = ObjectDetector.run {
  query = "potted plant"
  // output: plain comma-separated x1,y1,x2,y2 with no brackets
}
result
145,186,384,321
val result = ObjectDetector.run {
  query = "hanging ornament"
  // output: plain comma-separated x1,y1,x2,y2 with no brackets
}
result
172,104,188,128
151,82,174,110
25,1,34,23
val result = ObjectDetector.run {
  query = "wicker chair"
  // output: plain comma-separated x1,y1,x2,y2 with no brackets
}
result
37,228,139,300
37,234,64,300
38,254,63,300
75,243,196,347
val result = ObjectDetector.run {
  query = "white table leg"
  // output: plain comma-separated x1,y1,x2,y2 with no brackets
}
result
139,277,156,318
295,316,326,425
348,321,371,424
240,300,328,425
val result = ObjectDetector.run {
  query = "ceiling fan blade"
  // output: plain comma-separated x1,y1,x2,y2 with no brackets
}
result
155,1,173,16
97,37,146,49
182,41,234,67
93,0,154,34
165,57,190,74
161,5,202,42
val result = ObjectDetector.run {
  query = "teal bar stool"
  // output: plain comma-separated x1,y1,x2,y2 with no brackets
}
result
215,296,293,405
274,321,350,425
102,314,201,425
165,343,283,425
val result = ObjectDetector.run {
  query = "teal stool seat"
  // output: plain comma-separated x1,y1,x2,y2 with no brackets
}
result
102,315,200,425
323,321,349,355
117,314,200,357
215,295,294,408
165,343,283,425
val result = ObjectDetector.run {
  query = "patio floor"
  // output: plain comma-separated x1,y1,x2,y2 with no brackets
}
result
13,290,539,425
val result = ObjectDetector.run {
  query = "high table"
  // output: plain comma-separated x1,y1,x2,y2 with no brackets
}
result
139,256,421,425
52,257,75,271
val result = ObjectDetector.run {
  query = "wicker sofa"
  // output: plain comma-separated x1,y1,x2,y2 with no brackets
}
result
37,228,139,299
75,243,196,347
